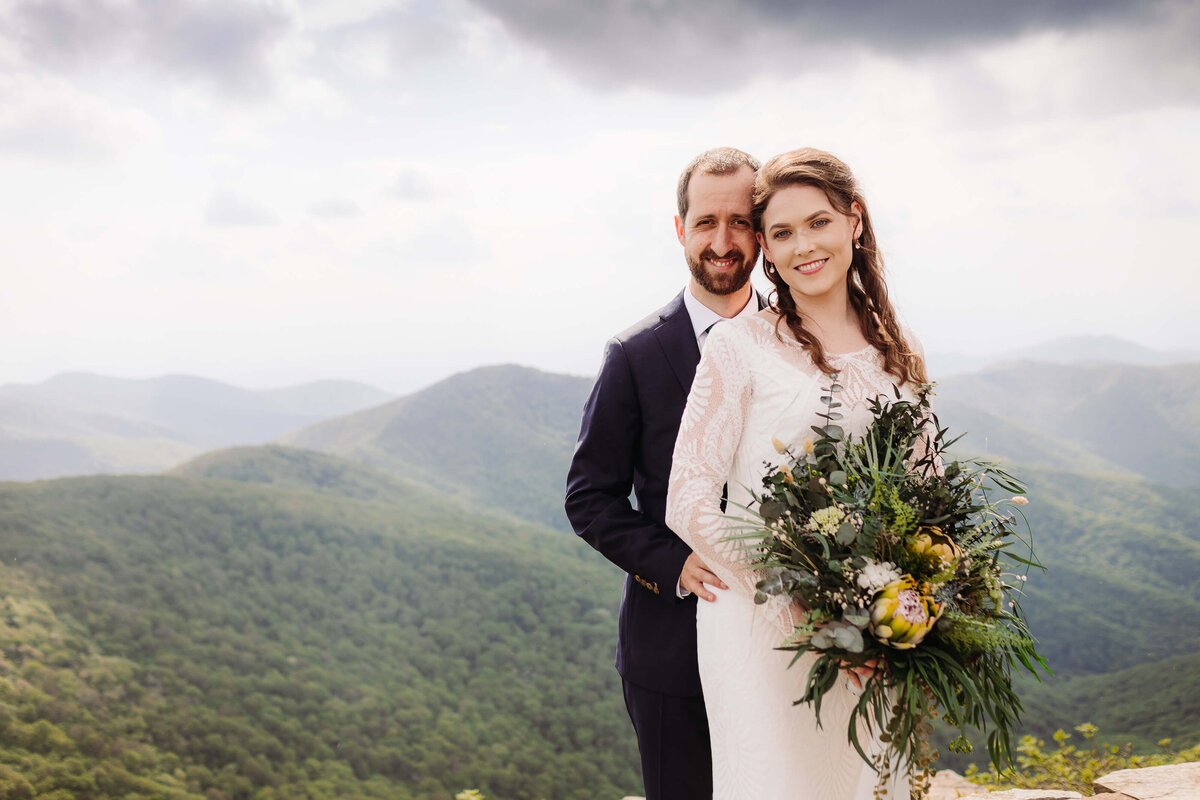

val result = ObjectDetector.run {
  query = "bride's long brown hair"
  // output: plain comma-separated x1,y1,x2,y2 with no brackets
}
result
753,148,927,385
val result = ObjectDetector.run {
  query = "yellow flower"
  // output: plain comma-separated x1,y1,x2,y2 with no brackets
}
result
778,464,795,485
803,437,815,454
772,437,789,454
909,525,961,567
1012,496,1029,506
869,576,942,649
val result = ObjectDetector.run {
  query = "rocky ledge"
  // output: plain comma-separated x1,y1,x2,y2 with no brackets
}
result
929,761,1200,799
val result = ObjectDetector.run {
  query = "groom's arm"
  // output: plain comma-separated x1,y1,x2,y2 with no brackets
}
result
565,336,692,599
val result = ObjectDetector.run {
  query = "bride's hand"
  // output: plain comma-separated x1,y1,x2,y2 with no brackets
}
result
842,658,879,694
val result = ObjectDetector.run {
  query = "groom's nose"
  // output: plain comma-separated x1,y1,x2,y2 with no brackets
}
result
712,222,734,255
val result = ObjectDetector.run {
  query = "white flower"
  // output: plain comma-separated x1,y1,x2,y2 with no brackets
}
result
857,558,902,595
804,506,845,537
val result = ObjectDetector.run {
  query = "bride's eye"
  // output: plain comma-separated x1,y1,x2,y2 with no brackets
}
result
773,230,791,240
812,219,830,229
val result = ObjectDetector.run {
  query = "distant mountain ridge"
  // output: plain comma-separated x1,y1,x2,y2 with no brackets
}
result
0,373,395,481
935,361,1200,485
928,334,1200,377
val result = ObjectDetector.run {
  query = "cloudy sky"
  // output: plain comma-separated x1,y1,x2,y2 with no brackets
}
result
2,0,1197,393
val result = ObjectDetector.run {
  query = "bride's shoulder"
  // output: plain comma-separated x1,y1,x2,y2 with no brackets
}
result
709,310,780,349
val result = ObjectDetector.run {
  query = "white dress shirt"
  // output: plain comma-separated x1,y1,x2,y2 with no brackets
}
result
683,284,760,353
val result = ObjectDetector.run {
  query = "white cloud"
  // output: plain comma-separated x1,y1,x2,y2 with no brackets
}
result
0,75,158,162
205,191,279,226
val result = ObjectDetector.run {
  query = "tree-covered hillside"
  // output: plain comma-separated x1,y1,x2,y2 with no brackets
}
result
281,365,591,531
0,465,638,800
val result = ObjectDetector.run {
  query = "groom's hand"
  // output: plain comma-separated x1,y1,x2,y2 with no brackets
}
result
679,552,727,602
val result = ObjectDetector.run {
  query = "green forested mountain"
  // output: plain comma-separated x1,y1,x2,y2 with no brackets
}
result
171,444,438,506
0,457,638,800
280,365,591,531
4,359,1200,799
1015,466,1200,674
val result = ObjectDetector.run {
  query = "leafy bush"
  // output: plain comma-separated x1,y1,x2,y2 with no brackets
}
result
965,723,1200,795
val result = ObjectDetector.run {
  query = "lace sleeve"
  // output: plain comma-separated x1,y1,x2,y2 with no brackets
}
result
666,325,757,598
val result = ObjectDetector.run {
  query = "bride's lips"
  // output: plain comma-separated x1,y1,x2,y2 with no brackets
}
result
794,258,827,275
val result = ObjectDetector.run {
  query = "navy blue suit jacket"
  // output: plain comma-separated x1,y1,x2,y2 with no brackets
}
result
565,290,718,696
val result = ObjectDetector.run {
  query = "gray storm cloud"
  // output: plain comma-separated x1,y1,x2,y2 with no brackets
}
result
467,0,1198,99
7,0,292,97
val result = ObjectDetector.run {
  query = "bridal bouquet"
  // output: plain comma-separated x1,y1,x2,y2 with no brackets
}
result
735,379,1048,796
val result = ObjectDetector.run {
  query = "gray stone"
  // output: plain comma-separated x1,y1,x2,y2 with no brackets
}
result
928,769,983,799
1094,762,1200,799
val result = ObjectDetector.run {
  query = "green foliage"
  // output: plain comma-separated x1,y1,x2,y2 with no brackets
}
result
0,465,638,800
964,723,1200,795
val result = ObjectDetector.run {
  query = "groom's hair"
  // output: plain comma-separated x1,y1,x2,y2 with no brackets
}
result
676,147,760,222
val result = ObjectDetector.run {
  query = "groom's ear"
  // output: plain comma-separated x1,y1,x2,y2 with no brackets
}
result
674,214,686,246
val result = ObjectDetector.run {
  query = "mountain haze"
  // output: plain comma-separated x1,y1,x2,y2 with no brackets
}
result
0,373,395,481
936,361,1200,484
928,335,1200,377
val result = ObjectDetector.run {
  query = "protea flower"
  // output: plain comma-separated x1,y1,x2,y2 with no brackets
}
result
909,525,962,567
869,576,942,649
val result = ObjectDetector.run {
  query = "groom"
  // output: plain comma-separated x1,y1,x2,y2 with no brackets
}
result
565,147,761,800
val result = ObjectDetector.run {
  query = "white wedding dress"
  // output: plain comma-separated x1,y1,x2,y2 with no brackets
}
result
666,314,911,800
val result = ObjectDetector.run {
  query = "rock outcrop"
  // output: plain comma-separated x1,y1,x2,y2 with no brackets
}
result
927,761,1198,799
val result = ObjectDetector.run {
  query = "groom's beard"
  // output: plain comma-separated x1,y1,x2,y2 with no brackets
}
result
687,246,758,296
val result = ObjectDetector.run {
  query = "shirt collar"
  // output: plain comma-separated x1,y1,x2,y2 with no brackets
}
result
683,284,758,343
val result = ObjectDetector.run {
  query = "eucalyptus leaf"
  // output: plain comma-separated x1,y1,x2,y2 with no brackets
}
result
811,620,864,653
757,570,785,596
760,499,784,523
824,425,845,441
843,606,870,629
835,520,857,545
829,470,847,486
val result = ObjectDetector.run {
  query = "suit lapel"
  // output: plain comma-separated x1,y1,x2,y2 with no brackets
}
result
652,291,701,395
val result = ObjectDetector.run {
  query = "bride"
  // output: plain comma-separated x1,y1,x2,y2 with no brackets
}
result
666,148,928,799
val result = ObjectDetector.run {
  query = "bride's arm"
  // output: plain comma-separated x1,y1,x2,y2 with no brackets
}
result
666,325,757,600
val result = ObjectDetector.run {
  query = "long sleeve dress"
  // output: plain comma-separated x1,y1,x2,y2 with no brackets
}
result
666,313,910,800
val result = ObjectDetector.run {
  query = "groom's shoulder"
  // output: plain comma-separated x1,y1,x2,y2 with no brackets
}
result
612,291,686,346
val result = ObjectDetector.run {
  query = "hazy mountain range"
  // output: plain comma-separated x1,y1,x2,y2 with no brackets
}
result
2,333,1199,797
2,334,1196,487
927,334,1200,378
0,373,394,481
